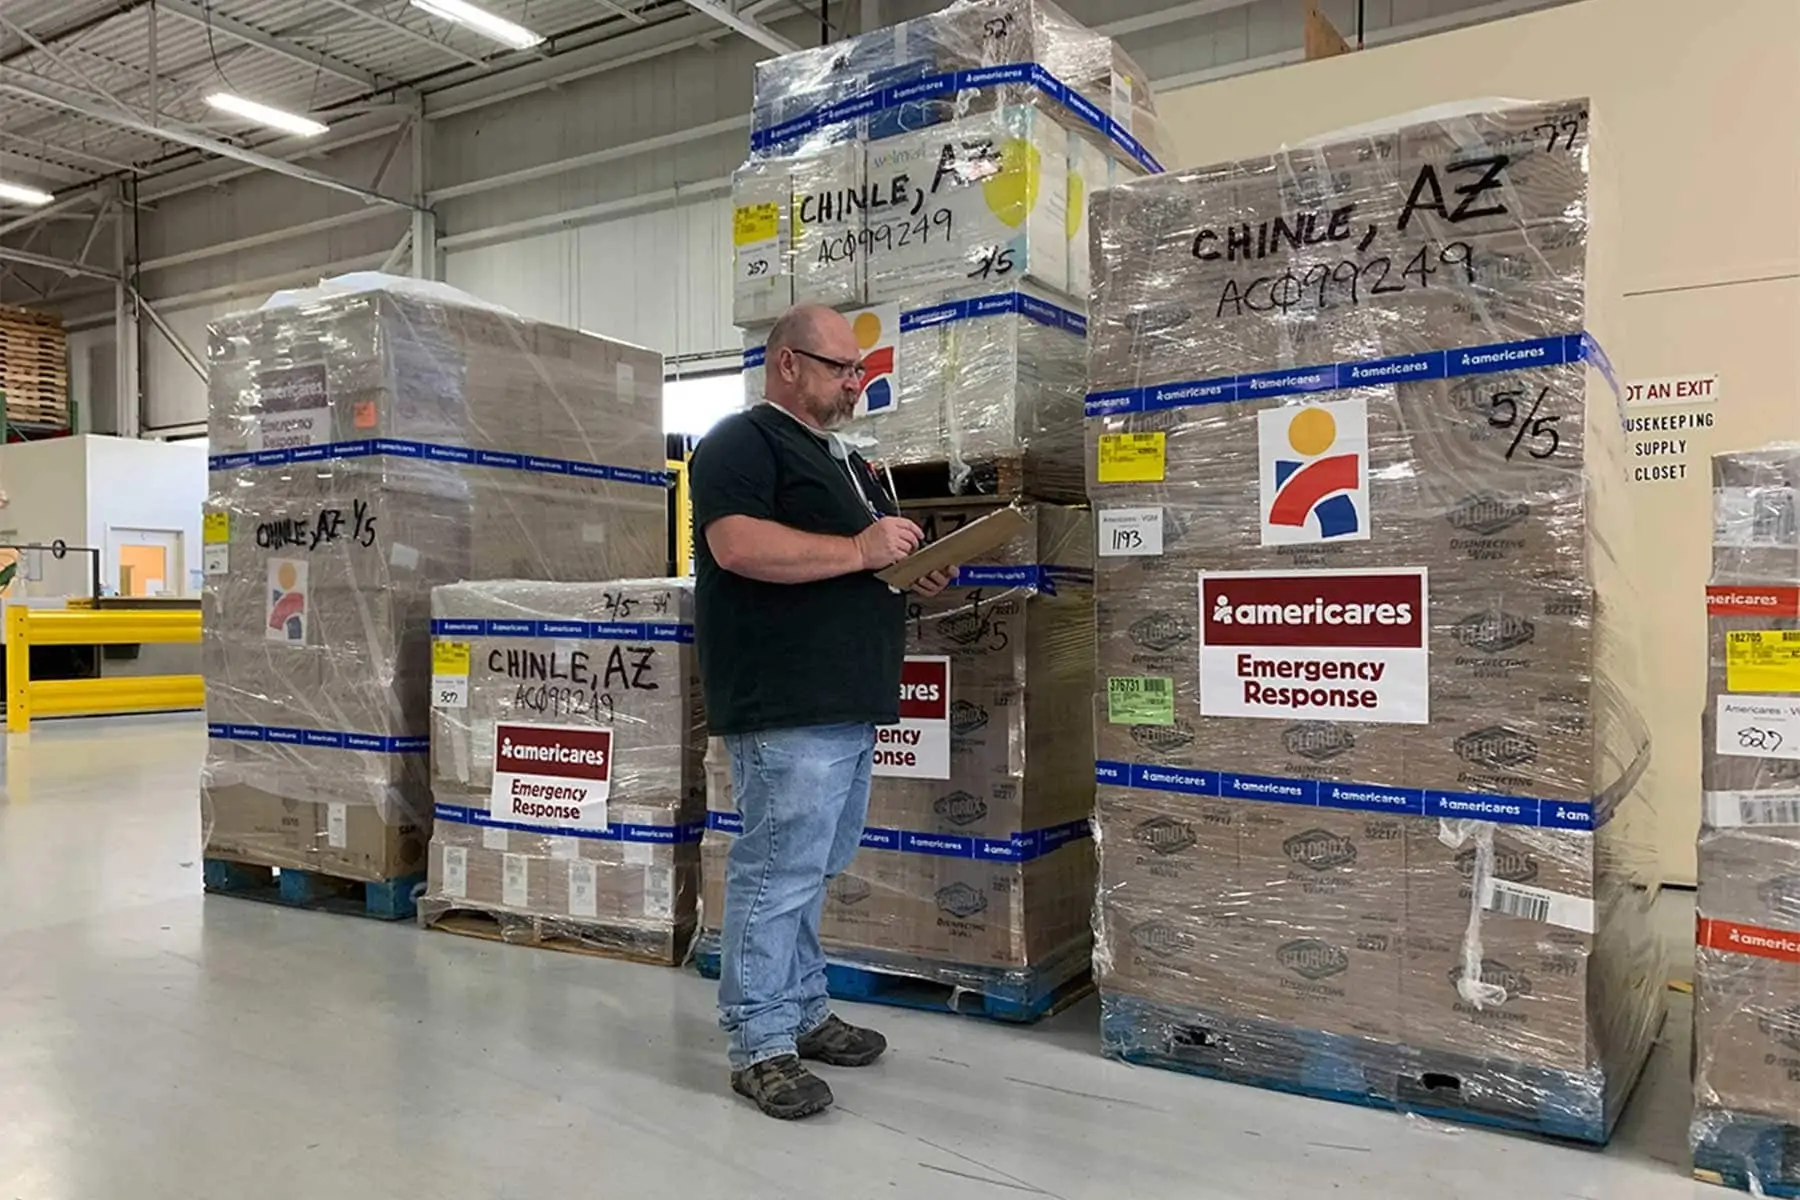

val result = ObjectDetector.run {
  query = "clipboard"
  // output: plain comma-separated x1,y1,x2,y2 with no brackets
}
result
875,504,1030,590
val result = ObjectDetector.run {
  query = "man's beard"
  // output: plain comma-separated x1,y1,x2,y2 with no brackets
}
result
814,393,855,429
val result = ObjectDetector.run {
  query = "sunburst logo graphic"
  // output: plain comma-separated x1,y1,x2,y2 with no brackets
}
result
851,306,898,418
1257,398,1371,546
266,558,307,644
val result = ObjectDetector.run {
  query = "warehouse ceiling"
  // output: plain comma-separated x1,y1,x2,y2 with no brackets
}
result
0,0,714,195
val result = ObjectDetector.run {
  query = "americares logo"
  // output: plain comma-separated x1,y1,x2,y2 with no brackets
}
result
1258,399,1371,546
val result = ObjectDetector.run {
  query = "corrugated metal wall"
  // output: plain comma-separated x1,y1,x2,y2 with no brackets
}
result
60,0,1569,434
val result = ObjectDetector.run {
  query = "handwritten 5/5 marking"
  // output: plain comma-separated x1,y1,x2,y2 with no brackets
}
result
1489,386,1560,461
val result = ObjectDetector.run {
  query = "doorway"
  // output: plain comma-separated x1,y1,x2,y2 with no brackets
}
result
110,528,183,597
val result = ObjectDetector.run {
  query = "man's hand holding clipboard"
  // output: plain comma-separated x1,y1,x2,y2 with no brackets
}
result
874,504,1031,593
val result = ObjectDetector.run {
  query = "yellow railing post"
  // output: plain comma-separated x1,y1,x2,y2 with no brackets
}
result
3,605,202,733
7,604,29,733
668,457,693,578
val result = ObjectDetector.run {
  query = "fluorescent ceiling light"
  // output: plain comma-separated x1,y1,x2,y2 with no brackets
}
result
205,92,329,138
0,180,53,206
410,0,545,50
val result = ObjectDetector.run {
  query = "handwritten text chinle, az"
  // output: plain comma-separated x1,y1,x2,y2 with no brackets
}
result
1187,148,1546,321
255,499,377,551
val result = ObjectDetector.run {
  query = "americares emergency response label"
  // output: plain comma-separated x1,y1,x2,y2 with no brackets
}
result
490,721,613,830
1198,568,1429,724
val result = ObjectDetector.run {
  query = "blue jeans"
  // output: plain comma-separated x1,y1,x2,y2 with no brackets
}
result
718,722,874,1069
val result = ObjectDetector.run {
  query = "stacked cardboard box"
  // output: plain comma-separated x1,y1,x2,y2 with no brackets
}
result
1693,447,1800,1191
700,500,1096,999
419,579,703,962
201,277,667,884
1086,101,1665,1140
729,0,1167,498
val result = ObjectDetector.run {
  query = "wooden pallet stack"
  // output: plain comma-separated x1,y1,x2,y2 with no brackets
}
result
0,305,69,430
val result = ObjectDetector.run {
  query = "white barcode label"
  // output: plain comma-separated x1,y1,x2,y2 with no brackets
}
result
1097,507,1164,556
1715,486,1798,548
481,826,509,852
644,867,674,921
568,861,598,919
431,675,469,709
624,841,655,866
203,544,230,575
1482,878,1595,933
502,853,529,909
441,846,468,898
1706,790,1800,828
1716,696,1800,760
326,802,347,849
548,837,580,861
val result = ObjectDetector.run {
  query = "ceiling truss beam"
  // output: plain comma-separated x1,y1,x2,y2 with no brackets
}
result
156,0,387,93
0,78,425,212
313,0,486,69
677,0,799,53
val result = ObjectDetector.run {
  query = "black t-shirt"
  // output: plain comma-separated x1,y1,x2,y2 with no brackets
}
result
690,404,907,736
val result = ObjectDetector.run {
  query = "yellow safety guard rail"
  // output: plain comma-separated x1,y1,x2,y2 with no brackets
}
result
6,607,203,732
668,457,693,578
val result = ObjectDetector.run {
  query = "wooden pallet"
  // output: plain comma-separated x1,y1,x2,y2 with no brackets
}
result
1100,992,1658,1146
426,906,690,967
1694,1108,1800,1196
691,934,1092,1024
203,858,425,921
0,305,69,427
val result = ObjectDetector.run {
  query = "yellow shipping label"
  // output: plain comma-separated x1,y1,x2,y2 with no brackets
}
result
202,512,230,544
1097,432,1166,484
1726,630,1800,693
733,203,779,247
432,640,471,677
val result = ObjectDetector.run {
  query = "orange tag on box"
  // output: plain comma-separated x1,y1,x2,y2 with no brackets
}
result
353,400,379,430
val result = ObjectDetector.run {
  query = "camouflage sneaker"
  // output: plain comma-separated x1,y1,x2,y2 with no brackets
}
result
797,1014,888,1067
731,1054,834,1120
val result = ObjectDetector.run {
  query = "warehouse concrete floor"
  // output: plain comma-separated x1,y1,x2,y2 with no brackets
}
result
1,714,1704,1200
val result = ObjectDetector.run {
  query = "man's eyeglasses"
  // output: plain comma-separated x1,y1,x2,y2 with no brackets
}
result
789,346,866,381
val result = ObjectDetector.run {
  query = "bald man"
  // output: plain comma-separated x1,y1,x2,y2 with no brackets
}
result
690,304,955,1119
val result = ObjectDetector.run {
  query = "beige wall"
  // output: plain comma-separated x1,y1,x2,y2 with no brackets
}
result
1151,0,1800,883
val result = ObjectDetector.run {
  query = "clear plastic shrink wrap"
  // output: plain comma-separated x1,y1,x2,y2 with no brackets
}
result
728,1,1162,499
700,501,1096,1006
1693,447,1800,1193
741,286,1090,501
201,276,667,885
421,580,703,963
1085,100,1665,1142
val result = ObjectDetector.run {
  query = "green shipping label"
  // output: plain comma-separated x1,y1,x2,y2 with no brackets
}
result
1108,676,1174,726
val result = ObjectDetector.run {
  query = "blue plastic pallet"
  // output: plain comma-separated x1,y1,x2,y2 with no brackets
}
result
1693,1109,1800,1196
1101,993,1641,1146
203,858,425,922
691,943,1090,1024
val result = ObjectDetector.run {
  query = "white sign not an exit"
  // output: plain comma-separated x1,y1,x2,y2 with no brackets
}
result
1625,373,1720,407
